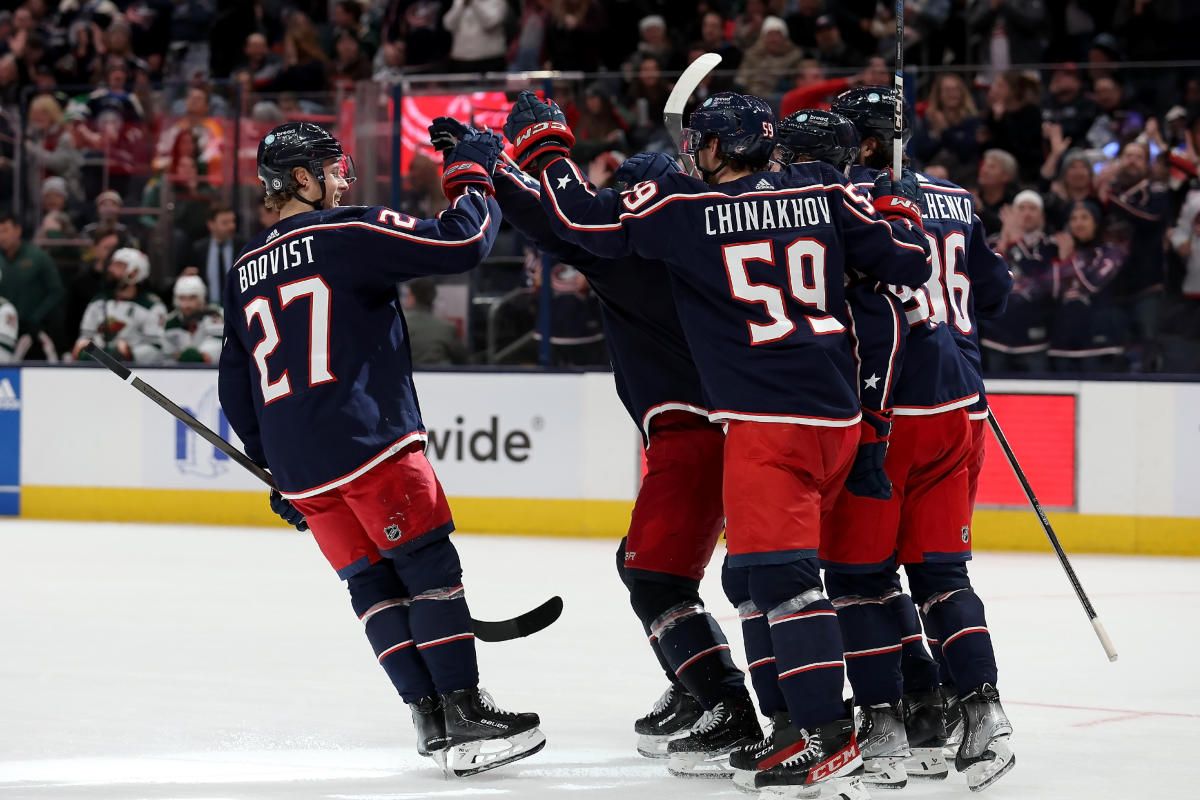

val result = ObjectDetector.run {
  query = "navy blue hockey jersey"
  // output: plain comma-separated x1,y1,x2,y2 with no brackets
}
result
218,194,499,498
540,157,931,426
851,167,1011,415
494,165,708,439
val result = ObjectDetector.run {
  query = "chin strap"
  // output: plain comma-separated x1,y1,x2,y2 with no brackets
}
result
698,156,730,184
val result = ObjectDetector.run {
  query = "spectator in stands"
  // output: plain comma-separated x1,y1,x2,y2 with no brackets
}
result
0,211,63,361
443,0,509,73
261,15,330,93
631,15,675,70
980,71,1044,183
66,226,125,351
403,277,467,366
779,58,855,116
508,0,547,71
812,14,863,70
1048,201,1127,372
153,86,223,181
699,11,741,70
973,148,1019,234
380,0,453,73
734,0,767,50
1171,182,1200,301
0,294,15,363
235,33,283,91
1088,76,1146,150
736,16,803,100
1086,32,1122,83
968,0,1047,71
1103,139,1170,371
52,19,101,87
545,0,605,72
982,190,1057,372
331,30,373,87
406,152,450,220
569,83,628,152
785,0,824,52
1042,148,1096,230
911,72,982,189
82,190,139,249
24,95,82,203
329,0,376,56
36,177,79,277
627,55,671,146
72,247,165,364
1043,62,1099,145
163,275,223,363
183,205,243,305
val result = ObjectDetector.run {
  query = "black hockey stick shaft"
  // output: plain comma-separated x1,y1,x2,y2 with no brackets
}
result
84,343,562,642
986,409,1117,661
892,0,905,178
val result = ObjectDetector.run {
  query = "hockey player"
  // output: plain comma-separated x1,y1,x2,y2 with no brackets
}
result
429,116,754,775
71,247,166,364
217,122,544,777
828,87,1016,792
506,89,931,798
164,275,223,363
0,295,15,362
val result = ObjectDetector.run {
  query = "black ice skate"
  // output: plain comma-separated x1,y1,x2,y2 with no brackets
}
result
731,717,868,799
440,687,545,777
901,689,950,780
409,695,449,757
954,684,1015,792
666,692,762,778
857,703,911,790
635,683,705,758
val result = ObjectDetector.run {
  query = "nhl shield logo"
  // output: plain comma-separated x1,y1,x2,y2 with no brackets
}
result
961,526,970,543
384,524,402,542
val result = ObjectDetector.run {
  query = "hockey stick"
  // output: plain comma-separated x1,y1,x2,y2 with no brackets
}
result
986,409,1118,662
83,344,564,643
664,52,722,177
892,0,905,178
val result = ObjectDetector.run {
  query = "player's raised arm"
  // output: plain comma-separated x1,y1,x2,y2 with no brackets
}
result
837,168,932,289
966,215,1014,319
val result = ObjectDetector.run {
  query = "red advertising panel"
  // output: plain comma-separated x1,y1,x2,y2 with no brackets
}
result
976,393,1076,508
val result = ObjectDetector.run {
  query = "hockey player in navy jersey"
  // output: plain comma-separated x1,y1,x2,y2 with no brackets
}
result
217,122,544,777
825,87,1016,792
506,89,932,798
429,116,754,775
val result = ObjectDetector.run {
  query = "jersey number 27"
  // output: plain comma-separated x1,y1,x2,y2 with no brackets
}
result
243,276,335,404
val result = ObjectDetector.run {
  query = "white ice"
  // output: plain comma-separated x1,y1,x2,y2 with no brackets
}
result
0,519,1196,799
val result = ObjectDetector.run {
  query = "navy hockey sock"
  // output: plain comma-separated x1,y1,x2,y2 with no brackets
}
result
825,570,904,707
617,538,683,688
748,559,847,728
921,608,955,692
909,563,997,693
391,537,479,693
892,592,940,692
722,559,785,716
648,601,744,709
347,561,436,703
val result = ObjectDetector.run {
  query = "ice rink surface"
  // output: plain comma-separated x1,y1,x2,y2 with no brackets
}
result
1,519,1196,800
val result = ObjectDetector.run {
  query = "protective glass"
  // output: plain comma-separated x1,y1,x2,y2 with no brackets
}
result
330,154,357,185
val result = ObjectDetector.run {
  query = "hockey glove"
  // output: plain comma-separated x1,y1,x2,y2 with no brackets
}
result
270,489,309,532
612,151,681,191
504,90,575,176
872,167,923,226
441,129,503,200
844,414,893,500
428,116,471,155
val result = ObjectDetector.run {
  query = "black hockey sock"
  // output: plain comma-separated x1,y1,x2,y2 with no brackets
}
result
921,608,956,692
650,602,745,709
827,599,904,706
890,593,940,693
618,540,685,688
908,563,996,693
722,559,785,716
749,560,847,729
392,537,480,694
347,561,436,703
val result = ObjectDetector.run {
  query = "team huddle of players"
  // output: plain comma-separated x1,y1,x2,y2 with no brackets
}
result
218,83,1016,799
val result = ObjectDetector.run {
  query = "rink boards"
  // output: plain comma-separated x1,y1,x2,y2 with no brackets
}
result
2,365,1198,555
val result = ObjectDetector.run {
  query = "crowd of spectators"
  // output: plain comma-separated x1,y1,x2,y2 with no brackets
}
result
0,1,1196,373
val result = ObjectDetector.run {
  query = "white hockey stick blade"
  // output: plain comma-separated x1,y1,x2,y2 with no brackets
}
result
664,52,722,176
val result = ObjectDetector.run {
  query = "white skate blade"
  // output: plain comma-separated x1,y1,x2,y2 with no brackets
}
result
638,730,689,759
447,727,547,777
863,755,908,789
963,736,1015,792
751,775,871,800
905,746,950,780
666,748,734,779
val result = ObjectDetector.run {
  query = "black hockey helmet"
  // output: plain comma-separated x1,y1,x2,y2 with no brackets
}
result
774,109,860,172
681,92,776,180
257,122,356,209
830,86,912,148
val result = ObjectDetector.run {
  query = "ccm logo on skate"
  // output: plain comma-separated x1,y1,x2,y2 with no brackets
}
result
809,742,860,783
425,415,534,463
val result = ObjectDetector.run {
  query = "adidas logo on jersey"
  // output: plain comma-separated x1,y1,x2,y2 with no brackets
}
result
0,377,18,411
755,178,773,190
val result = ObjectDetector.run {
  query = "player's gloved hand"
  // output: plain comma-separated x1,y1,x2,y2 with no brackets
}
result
872,167,923,226
612,151,681,191
270,489,309,532
503,90,575,176
428,116,470,155
845,412,893,500
442,129,503,200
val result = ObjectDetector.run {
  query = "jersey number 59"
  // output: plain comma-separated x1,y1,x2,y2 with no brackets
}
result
722,239,844,345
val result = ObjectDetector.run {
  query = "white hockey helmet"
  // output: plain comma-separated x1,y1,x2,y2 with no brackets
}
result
111,247,150,285
173,274,207,300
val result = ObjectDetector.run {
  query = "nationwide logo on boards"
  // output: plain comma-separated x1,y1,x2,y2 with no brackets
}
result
424,415,537,464
0,377,18,411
